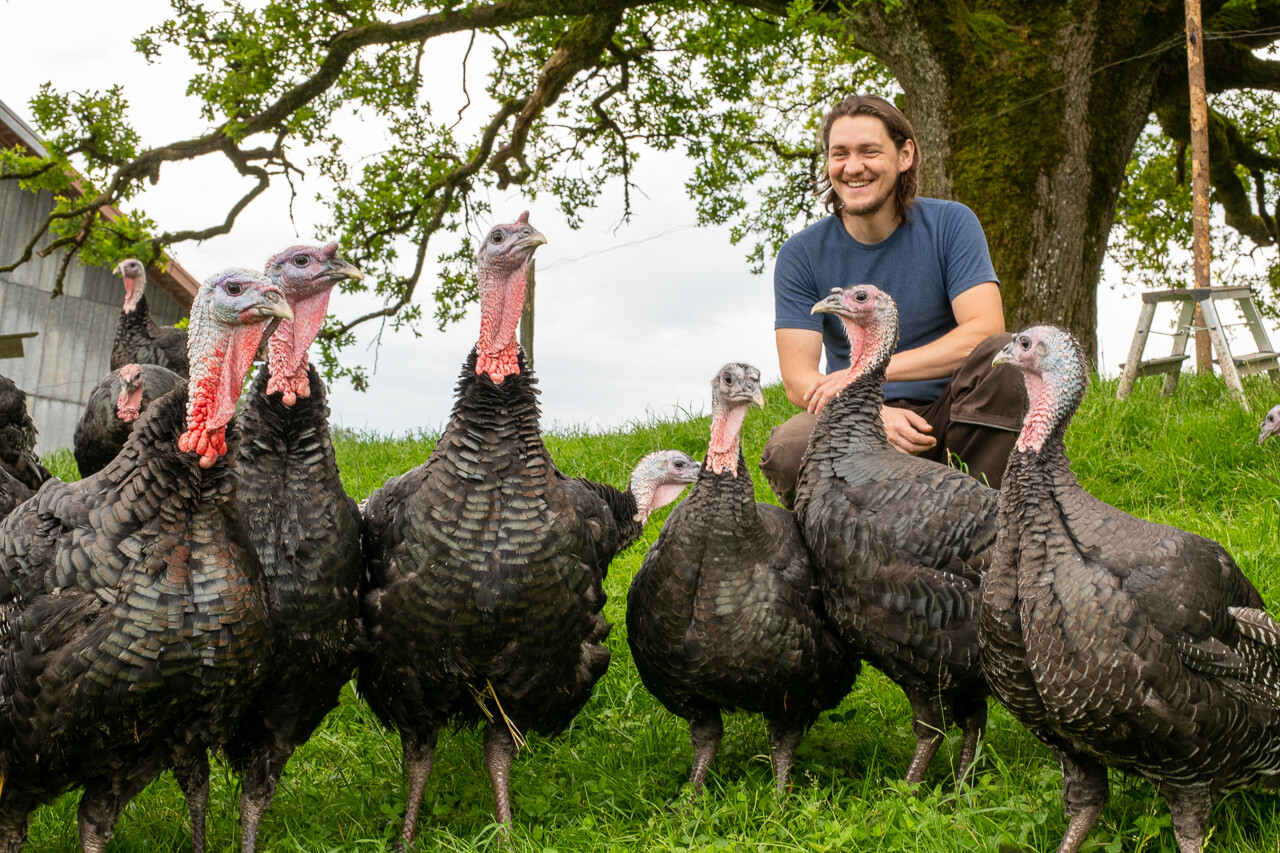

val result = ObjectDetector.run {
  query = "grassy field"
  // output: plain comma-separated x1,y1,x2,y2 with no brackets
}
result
30,371,1280,852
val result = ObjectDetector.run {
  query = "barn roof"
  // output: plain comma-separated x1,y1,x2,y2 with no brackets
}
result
0,96,199,310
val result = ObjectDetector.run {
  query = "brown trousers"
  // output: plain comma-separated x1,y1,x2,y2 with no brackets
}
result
759,333,1027,509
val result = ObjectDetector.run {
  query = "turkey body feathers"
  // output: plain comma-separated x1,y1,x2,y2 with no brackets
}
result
0,387,269,829
0,374,50,494
225,364,363,768
111,294,190,377
629,449,855,728
360,349,612,742
796,366,995,782
985,447,1280,797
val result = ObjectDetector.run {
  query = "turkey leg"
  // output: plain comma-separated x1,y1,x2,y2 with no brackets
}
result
174,753,211,853
1054,750,1109,853
766,720,804,796
395,731,438,853
484,723,517,827
688,711,724,795
240,742,296,853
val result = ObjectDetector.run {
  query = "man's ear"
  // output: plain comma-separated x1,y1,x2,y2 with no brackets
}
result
897,138,915,174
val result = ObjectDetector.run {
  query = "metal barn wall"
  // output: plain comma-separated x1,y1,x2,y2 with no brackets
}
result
0,180,188,456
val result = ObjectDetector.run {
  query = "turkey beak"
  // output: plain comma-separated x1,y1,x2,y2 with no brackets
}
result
993,340,1017,367
515,226,547,251
751,388,766,409
810,292,847,317
326,258,365,283
247,288,295,323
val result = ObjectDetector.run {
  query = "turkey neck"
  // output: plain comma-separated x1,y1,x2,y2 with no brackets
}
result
450,348,547,467
813,367,889,451
685,446,761,536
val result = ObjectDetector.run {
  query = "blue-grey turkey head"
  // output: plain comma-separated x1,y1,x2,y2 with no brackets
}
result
798,282,995,785
0,268,289,853
985,324,1280,853
627,361,858,798
1259,404,1280,445
262,242,364,405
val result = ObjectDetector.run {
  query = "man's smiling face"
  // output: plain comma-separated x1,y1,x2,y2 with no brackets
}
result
826,114,914,221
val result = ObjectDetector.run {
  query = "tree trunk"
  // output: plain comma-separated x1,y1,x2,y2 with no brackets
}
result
846,0,1188,361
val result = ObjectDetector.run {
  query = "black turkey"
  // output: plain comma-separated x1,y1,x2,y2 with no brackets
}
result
0,374,50,494
796,285,997,783
73,363,184,477
111,258,190,377
0,269,292,853
983,325,1280,853
359,212,699,846
628,363,857,795
216,242,365,853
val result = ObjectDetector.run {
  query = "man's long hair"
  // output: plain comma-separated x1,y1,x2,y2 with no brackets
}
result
818,94,920,223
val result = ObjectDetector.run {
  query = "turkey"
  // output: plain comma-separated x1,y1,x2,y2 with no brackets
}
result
0,373,50,494
796,285,997,784
628,363,857,796
0,469,33,520
73,363,184,477
1258,403,1280,444
359,212,695,847
983,325,1280,853
111,258,190,377
0,269,292,853
213,241,365,853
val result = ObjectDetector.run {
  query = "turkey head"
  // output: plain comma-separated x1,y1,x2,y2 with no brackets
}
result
993,326,1087,454
475,211,546,383
263,242,365,405
629,449,700,523
810,283,899,383
707,363,765,475
1259,404,1280,445
114,258,147,313
180,269,293,468
115,364,144,423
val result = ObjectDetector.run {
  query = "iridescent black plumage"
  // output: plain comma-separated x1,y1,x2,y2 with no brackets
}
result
0,270,288,853
221,363,362,852
360,347,619,844
0,374,49,495
796,286,995,783
0,387,269,853
111,293,190,378
983,326,1280,853
628,363,857,795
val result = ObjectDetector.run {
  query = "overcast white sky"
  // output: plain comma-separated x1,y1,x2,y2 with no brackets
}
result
3,1,1271,438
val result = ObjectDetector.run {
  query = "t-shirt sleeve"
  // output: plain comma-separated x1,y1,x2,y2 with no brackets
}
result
774,236,823,332
943,204,1000,300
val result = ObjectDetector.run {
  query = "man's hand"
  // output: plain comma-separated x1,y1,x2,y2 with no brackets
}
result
802,369,850,414
881,405,936,454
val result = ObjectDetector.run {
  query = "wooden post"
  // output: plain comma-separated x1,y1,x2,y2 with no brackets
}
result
1186,0,1213,373
519,259,535,369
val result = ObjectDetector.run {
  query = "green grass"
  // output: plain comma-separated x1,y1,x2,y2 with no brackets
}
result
24,372,1280,852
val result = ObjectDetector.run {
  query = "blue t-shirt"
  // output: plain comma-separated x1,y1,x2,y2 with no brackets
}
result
774,198,998,402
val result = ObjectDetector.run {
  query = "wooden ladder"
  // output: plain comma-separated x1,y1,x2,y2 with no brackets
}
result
1115,286,1279,410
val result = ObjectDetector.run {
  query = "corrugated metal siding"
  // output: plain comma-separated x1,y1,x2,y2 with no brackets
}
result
0,181,191,457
